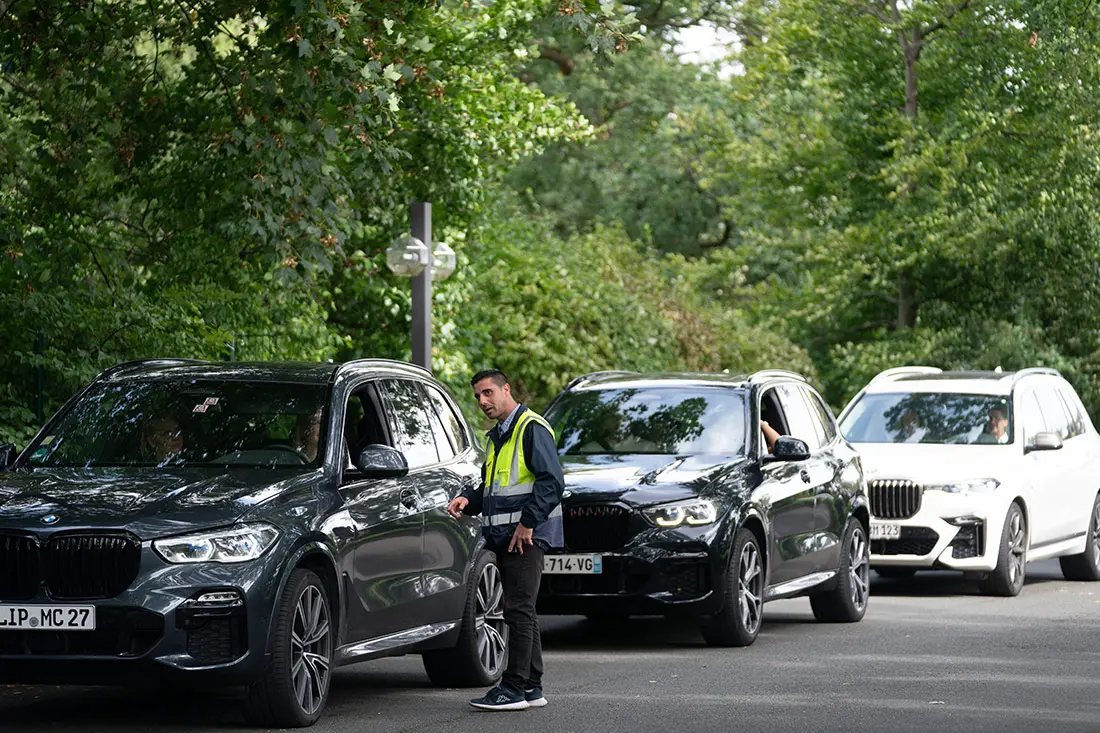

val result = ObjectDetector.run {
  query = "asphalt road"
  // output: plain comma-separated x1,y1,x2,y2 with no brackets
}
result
2,559,1098,732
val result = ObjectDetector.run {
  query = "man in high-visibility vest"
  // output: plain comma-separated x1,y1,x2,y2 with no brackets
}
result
448,369,564,711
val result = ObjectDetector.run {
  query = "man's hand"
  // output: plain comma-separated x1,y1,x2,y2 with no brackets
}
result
447,496,469,519
508,523,534,555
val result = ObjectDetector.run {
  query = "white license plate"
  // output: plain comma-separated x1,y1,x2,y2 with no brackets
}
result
869,522,901,540
544,554,602,574
0,604,96,631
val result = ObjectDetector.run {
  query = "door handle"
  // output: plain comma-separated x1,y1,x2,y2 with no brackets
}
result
800,469,812,484
400,489,420,511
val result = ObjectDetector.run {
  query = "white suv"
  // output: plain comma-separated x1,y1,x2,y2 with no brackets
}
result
838,367,1100,596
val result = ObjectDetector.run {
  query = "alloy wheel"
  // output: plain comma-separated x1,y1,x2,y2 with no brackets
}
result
1007,509,1027,586
738,541,764,635
291,585,332,716
1092,501,1100,568
475,562,507,678
848,528,870,612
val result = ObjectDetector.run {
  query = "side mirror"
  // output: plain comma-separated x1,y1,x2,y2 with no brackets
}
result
769,436,811,461
354,444,409,478
0,444,17,471
1026,431,1063,453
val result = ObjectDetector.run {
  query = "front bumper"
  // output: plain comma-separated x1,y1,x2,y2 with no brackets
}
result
537,520,726,617
870,490,1003,572
0,540,286,686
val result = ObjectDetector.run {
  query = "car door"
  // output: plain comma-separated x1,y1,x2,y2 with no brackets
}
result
413,381,484,624
775,384,836,573
1055,387,1100,543
756,385,818,586
1035,385,1092,544
1018,387,1070,548
339,380,429,641
799,385,848,572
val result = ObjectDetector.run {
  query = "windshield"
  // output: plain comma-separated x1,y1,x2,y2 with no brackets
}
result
545,387,747,456
26,379,330,469
839,392,1013,445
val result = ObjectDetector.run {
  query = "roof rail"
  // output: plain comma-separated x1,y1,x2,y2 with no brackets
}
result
747,369,807,384
869,366,942,384
98,358,207,379
339,358,432,375
1011,367,1061,383
564,370,639,391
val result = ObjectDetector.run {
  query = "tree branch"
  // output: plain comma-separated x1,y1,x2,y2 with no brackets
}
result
855,1,891,24
919,0,972,40
536,44,575,76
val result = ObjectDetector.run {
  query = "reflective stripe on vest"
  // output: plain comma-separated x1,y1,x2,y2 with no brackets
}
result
483,410,556,528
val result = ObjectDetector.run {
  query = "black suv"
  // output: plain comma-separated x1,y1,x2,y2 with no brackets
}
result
0,359,503,727
539,370,871,645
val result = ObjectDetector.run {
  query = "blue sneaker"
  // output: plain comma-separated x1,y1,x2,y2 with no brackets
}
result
469,685,530,711
525,686,548,708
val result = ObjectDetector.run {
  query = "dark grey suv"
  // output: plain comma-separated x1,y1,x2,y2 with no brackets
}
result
539,370,871,646
0,359,502,727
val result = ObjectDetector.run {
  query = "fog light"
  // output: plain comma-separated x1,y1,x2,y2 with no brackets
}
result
946,516,982,526
192,590,243,607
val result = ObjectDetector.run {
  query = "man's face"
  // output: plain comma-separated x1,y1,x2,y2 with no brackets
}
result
147,418,183,459
987,408,1008,438
473,378,512,422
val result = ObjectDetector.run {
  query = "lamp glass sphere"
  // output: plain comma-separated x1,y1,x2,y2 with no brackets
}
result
431,241,457,282
385,234,430,277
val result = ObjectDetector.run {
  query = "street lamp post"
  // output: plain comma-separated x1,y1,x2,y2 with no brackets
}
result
385,203,457,372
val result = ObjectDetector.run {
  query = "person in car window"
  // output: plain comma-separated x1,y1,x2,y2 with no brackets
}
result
144,415,184,465
294,410,323,462
447,369,564,712
975,406,1010,444
899,409,928,444
761,420,781,452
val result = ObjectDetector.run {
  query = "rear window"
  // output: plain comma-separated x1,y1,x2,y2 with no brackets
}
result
545,387,747,456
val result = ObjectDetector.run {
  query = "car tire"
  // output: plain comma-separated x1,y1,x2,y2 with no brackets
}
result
423,550,507,688
873,567,917,579
700,528,764,647
980,502,1027,597
1059,493,1100,581
810,520,870,623
243,568,333,728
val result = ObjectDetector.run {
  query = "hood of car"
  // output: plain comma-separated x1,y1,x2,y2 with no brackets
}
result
0,468,317,538
559,453,745,506
853,443,1015,484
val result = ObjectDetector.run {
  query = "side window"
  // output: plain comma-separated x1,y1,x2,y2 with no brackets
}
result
425,384,470,453
759,387,790,452
1018,391,1046,446
777,384,822,451
1036,386,1072,441
802,387,837,445
381,380,441,469
1057,389,1086,439
419,385,455,462
344,382,390,452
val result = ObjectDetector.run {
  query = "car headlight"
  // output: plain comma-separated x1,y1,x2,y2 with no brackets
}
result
153,523,281,564
926,479,1001,494
643,500,718,528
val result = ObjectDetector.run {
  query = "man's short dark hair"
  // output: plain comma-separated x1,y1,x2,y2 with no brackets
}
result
471,369,509,389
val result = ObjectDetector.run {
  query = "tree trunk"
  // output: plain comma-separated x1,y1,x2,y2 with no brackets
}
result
897,273,917,329
902,32,921,119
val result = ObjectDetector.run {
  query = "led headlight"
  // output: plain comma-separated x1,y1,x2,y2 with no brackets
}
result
926,479,1001,494
153,523,280,564
643,499,718,528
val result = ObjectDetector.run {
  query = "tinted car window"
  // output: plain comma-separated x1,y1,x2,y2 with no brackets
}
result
1057,389,1086,439
382,380,441,469
840,392,1013,445
1018,391,1047,446
425,385,469,453
1036,387,1072,441
777,384,823,451
805,389,838,443
27,380,329,468
546,387,747,456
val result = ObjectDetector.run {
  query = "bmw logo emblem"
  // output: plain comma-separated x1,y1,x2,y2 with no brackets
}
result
562,490,573,499
41,514,59,525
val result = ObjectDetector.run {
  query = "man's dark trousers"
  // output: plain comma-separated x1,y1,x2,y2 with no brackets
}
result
497,543,544,693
